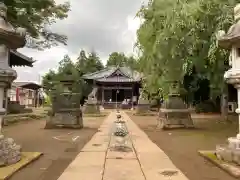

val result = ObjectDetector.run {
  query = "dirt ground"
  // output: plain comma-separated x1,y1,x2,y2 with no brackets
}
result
2,115,106,180
129,113,238,180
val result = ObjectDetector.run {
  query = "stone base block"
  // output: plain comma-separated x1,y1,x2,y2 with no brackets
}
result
45,112,83,129
84,104,100,114
216,142,240,165
158,110,194,129
158,94,194,129
135,104,150,114
0,135,21,167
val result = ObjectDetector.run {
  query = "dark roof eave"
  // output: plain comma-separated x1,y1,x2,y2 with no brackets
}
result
10,50,35,67
13,82,42,90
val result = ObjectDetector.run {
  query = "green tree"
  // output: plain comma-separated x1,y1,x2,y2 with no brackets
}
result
76,50,88,75
106,52,139,70
42,70,57,95
4,0,70,50
58,54,73,73
136,0,233,101
106,52,127,66
86,51,104,73
42,50,104,98
76,50,104,74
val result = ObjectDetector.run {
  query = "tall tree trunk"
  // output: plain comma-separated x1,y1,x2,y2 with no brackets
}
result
221,83,228,121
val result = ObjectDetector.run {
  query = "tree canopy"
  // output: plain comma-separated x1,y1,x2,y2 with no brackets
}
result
136,0,234,100
4,0,70,50
106,52,139,70
42,50,104,97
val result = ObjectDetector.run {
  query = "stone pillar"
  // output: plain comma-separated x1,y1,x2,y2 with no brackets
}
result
131,84,134,109
0,84,5,132
0,2,26,166
236,87,240,139
215,4,240,163
102,86,104,105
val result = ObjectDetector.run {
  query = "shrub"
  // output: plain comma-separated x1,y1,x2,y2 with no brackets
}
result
195,100,219,113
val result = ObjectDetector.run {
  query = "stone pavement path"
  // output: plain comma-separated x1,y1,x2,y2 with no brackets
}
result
57,111,189,180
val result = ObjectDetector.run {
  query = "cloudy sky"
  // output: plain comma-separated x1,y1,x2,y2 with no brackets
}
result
14,0,147,83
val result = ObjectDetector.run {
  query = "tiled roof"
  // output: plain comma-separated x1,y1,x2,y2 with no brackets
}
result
12,81,42,90
10,50,35,67
97,76,135,83
82,66,142,82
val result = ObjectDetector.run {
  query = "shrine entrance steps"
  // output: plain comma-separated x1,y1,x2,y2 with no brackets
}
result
57,111,189,180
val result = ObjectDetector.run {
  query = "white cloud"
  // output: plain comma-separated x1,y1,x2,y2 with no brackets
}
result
14,0,148,82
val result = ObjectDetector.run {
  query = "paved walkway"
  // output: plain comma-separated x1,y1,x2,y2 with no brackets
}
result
57,111,189,180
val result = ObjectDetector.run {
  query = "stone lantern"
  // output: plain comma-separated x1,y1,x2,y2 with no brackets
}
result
216,3,240,164
45,70,83,129
0,2,27,166
158,81,194,129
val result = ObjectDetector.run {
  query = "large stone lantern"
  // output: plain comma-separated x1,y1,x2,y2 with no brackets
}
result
216,4,240,164
45,71,83,129
0,2,27,166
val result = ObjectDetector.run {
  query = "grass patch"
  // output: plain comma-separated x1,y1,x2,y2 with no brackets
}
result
0,152,43,180
199,150,240,178
83,113,108,117
5,113,47,125
133,113,156,116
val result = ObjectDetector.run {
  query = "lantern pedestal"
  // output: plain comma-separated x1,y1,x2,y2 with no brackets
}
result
45,71,83,129
84,98,100,114
45,108,83,129
135,98,150,114
84,87,100,114
158,81,193,129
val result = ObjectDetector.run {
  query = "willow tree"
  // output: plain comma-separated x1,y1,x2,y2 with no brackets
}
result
136,0,234,105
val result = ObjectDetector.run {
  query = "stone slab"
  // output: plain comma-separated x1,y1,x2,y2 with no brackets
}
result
107,136,136,159
81,134,110,152
103,159,145,180
57,152,105,180
81,114,112,152
121,111,189,180
137,152,188,180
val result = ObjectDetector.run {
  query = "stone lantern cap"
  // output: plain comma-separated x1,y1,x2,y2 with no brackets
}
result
0,2,26,49
217,4,240,49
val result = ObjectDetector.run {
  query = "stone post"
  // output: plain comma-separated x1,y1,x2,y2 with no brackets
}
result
0,2,26,166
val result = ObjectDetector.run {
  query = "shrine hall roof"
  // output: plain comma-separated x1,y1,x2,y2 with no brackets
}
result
13,81,42,90
10,50,35,67
82,66,143,83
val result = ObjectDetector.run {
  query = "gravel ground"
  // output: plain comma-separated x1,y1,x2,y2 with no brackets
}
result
129,113,238,180
2,116,105,180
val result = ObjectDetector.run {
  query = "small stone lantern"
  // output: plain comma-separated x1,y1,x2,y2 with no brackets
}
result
45,71,83,129
0,2,27,166
216,3,240,164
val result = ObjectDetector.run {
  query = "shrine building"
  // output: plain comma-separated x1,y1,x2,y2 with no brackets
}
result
82,66,143,109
